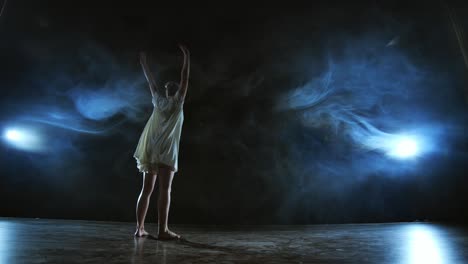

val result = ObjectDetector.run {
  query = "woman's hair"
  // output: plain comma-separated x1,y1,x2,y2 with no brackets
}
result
164,81,180,97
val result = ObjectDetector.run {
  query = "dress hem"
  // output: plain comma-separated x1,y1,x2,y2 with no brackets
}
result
134,156,177,173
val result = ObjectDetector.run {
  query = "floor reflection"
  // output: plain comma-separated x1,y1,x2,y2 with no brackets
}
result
132,236,167,264
1,218,467,263
155,239,167,264
402,224,453,264
0,221,11,264
132,236,147,261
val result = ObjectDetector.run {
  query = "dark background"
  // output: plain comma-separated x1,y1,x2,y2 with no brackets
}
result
0,0,467,224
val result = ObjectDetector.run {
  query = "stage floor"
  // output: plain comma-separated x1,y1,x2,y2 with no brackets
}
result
1,218,467,263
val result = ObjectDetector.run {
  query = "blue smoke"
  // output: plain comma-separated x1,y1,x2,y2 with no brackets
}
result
68,80,148,122
5,76,149,138
18,106,125,134
276,34,447,161
0,40,155,154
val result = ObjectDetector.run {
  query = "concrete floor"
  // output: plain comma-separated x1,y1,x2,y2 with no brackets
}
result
1,218,468,263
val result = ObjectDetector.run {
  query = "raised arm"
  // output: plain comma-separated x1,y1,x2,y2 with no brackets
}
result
177,44,190,101
0,0,8,19
139,52,158,97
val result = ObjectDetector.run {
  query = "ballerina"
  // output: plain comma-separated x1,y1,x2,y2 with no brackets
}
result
134,44,190,240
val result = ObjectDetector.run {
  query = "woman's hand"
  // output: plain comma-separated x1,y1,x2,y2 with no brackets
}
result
177,44,190,101
178,44,190,56
139,51,157,97
139,51,148,64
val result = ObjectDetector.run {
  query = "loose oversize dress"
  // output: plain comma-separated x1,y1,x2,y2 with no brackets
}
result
134,92,184,173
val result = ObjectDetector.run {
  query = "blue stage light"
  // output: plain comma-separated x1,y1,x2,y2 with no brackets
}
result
3,127,44,152
387,136,419,159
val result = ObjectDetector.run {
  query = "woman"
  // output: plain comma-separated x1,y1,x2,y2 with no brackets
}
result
134,44,190,240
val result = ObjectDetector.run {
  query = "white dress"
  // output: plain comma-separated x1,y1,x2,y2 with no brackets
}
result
134,91,184,173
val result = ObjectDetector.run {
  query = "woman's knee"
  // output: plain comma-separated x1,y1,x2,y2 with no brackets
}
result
141,173,157,196
159,176,172,193
157,166,174,192
160,185,172,193
142,184,155,196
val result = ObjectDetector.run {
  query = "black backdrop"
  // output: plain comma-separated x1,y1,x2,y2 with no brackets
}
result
0,0,467,224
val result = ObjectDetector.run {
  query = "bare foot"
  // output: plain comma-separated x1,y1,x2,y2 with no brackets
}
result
134,228,150,237
157,230,181,240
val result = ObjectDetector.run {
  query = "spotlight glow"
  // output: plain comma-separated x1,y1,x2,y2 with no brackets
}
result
5,130,21,141
3,127,44,152
389,136,419,158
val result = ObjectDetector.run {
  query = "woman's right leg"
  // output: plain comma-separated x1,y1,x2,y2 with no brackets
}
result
135,171,157,237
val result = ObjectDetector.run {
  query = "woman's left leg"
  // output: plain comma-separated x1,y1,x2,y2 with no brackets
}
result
157,165,180,240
